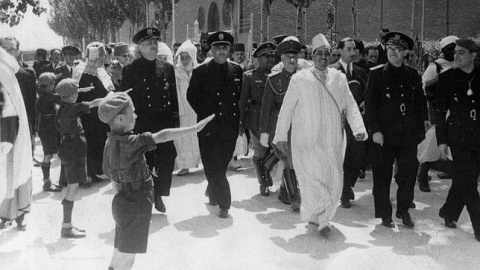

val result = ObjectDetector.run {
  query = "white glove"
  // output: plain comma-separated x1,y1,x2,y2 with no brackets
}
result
260,133,269,147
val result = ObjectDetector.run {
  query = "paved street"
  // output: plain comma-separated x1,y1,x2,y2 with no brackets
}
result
1,138,479,270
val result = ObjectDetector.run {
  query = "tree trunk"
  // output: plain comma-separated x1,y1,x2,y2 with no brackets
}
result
296,6,302,38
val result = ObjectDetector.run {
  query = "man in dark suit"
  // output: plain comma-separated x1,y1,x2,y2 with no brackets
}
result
55,46,81,84
436,38,480,242
39,48,62,76
187,31,243,218
375,28,389,65
120,28,179,214
330,37,368,208
365,32,426,228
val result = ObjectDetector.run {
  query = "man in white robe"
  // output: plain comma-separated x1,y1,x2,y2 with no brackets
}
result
273,33,367,235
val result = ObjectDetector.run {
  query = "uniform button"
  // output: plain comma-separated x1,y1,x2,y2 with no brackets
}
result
233,93,236,96
144,79,146,82
400,85,403,88
217,93,220,96
402,113,405,116
148,104,152,107
147,95,150,98
233,103,236,106
472,100,475,103
233,113,236,116
219,112,223,116
219,102,222,105
146,87,149,90
401,94,404,97
164,95,166,98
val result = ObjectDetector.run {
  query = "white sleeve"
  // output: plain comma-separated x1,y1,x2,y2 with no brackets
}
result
422,63,437,88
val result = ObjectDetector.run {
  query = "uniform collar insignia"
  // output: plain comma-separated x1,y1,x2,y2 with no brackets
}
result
147,28,153,35
219,33,224,40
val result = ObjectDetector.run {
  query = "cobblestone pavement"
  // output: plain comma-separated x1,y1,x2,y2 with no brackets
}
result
1,139,479,270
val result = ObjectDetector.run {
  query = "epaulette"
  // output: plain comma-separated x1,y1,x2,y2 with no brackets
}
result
370,64,384,71
243,69,253,77
227,58,242,67
268,69,282,77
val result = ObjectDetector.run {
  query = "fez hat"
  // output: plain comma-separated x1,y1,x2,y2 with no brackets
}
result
253,42,276,58
311,33,331,52
276,36,302,56
233,43,245,52
272,35,288,45
207,31,234,46
456,39,480,53
133,28,161,44
61,45,81,56
384,32,414,50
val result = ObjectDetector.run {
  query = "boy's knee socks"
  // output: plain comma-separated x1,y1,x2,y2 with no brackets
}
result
41,162,51,181
62,199,74,224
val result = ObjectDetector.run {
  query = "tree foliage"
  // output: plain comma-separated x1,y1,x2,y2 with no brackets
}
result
151,0,180,40
114,0,146,33
0,0,46,26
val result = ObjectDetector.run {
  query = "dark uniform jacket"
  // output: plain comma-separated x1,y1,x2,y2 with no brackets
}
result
260,69,294,142
365,63,426,146
187,59,242,141
120,57,179,133
239,68,270,137
436,67,480,149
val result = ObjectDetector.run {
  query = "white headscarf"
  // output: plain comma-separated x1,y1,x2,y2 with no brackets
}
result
175,40,198,70
0,47,32,201
157,42,173,65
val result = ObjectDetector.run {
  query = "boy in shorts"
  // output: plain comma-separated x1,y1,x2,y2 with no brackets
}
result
98,92,213,270
56,78,101,238
36,72,62,192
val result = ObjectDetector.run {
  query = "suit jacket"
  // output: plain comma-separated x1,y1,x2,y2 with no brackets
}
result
331,61,367,105
120,57,178,133
365,63,426,146
15,67,37,130
187,59,242,141
39,62,60,76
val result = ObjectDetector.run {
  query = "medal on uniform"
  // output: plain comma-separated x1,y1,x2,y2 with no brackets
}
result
467,89,473,96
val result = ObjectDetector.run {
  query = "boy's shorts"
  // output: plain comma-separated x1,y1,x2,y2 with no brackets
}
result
58,136,87,184
112,188,153,253
38,128,60,155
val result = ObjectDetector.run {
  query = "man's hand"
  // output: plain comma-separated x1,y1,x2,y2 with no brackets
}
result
195,114,215,132
439,144,448,161
275,141,289,155
372,132,384,146
260,133,269,147
0,142,13,155
355,132,367,141
78,86,94,93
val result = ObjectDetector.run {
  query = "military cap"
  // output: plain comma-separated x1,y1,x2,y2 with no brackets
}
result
38,72,56,92
272,35,288,45
384,32,414,50
36,48,47,58
276,36,302,56
440,35,459,49
233,43,245,52
207,31,234,46
98,92,133,124
253,42,276,58
132,27,161,44
114,42,130,56
456,38,480,53
56,78,79,97
62,45,81,56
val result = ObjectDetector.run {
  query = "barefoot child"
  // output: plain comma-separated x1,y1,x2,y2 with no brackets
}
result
98,92,213,270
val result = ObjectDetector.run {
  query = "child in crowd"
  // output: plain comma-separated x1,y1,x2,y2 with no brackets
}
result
36,72,62,192
98,91,213,270
55,78,101,238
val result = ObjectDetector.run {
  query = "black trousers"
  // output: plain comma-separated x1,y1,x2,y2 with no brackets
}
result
371,143,418,218
440,146,480,232
341,133,367,201
146,141,177,197
199,137,236,210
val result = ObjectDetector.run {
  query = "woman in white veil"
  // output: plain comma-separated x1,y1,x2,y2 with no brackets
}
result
173,40,200,175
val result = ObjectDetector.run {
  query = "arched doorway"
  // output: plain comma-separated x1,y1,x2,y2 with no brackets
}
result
207,2,220,33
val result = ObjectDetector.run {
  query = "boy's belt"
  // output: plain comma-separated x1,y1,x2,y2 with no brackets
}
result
117,178,153,193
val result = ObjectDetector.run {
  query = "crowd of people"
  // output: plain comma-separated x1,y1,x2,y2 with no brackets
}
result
1,24,480,269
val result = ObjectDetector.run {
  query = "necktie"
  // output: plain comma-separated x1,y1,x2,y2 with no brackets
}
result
346,64,351,78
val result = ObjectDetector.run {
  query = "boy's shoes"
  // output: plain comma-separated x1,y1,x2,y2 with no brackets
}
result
396,212,415,228
218,208,228,218
15,216,27,231
409,202,416,208
155,196,166,213
61,226,86,238
319,225,332,236
0,219,13,229
43,182,62,192
290,196,301,212
260,184,270,196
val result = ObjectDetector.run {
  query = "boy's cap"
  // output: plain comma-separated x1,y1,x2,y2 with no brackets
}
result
98,92,132,124
56,78,79,97
38,72,56,90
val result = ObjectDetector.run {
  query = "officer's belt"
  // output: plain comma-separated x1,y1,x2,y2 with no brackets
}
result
116,178,153,193
61,132,84,140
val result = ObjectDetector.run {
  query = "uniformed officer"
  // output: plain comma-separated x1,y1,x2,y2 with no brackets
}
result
259,36,302,212
436,38,480,242
120,28,179,213
55,45,81,84
365,32,427,228
239,42,277,196
187,31,243,218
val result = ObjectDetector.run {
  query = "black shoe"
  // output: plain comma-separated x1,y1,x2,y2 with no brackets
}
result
43,182,62,192
155,196,166,213
260,184,270,197
290,196,301,212
319,225,332,236
349,189,355,201
475,232,480,242
409,202,416,209
439,210,457,228
340,199,351,209
218,208,228,218
15,214,26,231
358,170,366,180
61,226,86,238
381,217,395,228
0,219,13,229
396,212,414,228
208,197,218,206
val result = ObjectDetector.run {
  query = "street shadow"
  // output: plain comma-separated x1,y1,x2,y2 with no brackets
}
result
256,210,303,230
149,214,170,235
173,210,233,238
98,229,115,246
368,224,432,256
231,192,288,213
271,224,369,260
44,237,80,255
